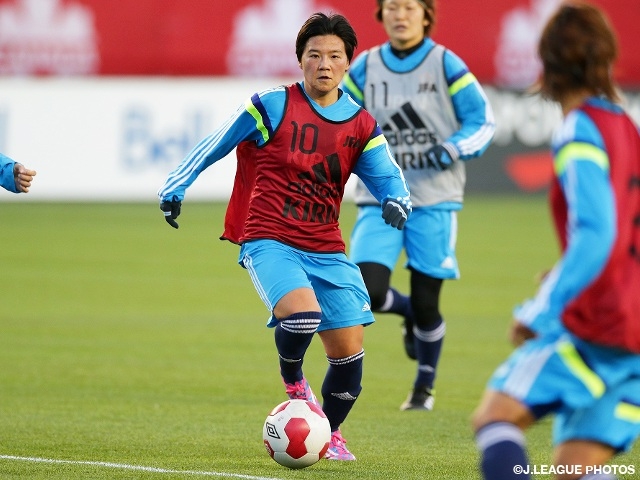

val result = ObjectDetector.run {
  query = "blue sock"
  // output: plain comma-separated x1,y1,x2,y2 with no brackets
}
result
274,312,321,384
414,317,445,389
476,422,530,480
380,287,411,317
321,349,364,431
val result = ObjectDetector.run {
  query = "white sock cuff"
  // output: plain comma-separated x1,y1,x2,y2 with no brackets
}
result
476,422,526,451
414,320,446,342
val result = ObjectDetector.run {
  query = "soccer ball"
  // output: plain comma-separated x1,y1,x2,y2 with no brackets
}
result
262,399,331,469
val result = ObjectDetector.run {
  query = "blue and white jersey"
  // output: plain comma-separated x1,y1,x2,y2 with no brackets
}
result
515,97,620,337
158,82,408,205
342,38,495,208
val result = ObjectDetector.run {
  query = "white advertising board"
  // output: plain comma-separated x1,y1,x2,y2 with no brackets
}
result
3,78,639,200
0,77,298,201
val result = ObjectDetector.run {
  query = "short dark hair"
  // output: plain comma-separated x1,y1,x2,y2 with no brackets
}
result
537,2,619,102
375,0,435,37
295,12,358,63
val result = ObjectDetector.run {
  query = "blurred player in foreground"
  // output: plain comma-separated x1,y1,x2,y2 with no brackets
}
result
472,2,640,479
0,153,36,193
342,0,495,411
158,13,411,461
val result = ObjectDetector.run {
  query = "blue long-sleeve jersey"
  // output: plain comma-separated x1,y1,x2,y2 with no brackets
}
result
158,82,410,205
342,38,495,161
0,153,18,193
516,97,622,336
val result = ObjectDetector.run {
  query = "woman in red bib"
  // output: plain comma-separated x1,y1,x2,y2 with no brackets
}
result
158,13,411,461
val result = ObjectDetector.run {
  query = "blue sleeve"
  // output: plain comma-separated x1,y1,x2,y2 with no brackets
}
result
515,111,615,335
0,153,18,193
341,52,368,107
442,50,495,160
158,88,287,202
352,125,411,204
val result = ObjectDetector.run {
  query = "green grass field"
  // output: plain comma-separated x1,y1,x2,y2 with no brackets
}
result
0,196,637,479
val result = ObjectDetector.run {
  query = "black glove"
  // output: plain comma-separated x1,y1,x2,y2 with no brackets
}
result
426,144,456,171
160,199,181,229
381,196,412,230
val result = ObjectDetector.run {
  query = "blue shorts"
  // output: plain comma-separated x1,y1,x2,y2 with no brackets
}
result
239,239,375,332
488,333,640,452
349,205,459,279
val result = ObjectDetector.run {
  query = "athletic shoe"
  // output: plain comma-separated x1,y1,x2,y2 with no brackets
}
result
283,377,320,406
402,315,417,360
399,386,435,411
324,429,356,461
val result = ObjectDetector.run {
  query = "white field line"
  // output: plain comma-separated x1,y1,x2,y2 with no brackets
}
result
0,455,285,480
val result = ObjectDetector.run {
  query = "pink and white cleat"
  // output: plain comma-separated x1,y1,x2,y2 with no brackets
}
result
324,429,356,461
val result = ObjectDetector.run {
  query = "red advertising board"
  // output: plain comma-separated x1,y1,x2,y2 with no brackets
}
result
0,0,639,86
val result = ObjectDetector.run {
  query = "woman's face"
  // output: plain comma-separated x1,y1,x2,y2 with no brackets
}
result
381,0,429,50
299,34,350,106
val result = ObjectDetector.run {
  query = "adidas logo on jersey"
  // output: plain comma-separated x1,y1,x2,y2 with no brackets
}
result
381,102,453,171
283,156,343,224
381,102,437,148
